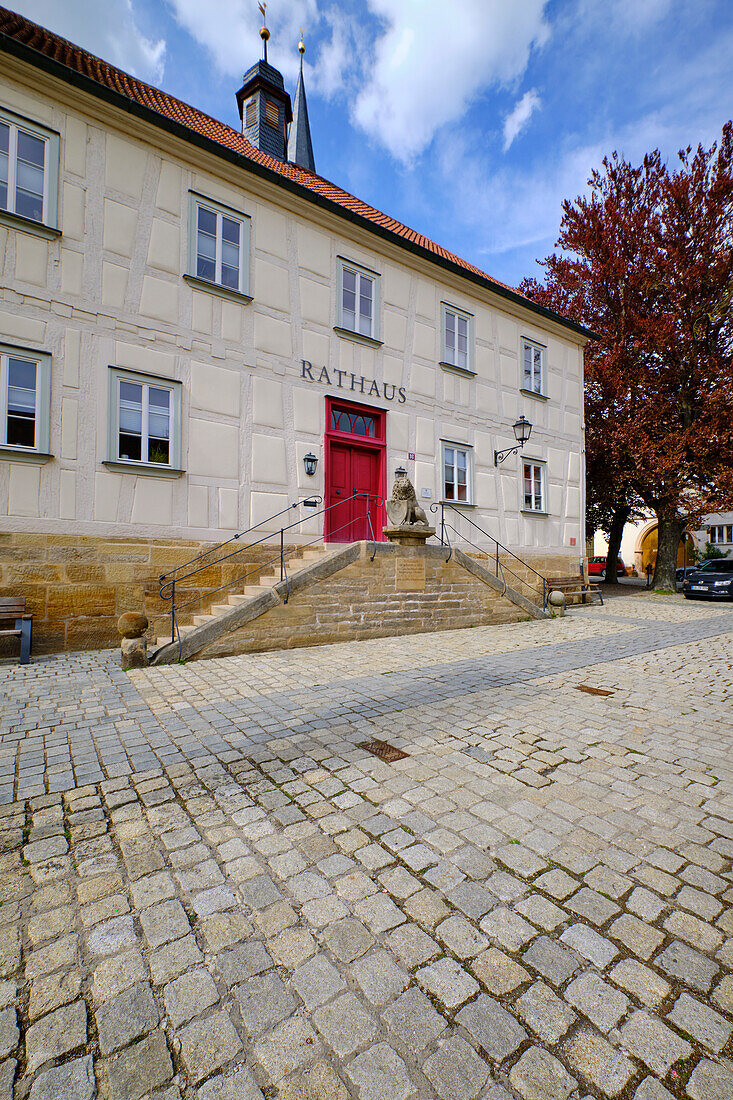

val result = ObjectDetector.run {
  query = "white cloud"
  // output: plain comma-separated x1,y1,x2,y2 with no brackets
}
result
12,0,165,82
503,89,541,150
354,0,549,162
167,0,549,162
166,0,355,100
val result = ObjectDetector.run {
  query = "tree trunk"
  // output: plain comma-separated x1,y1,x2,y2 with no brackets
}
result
604,505,630,585
652,513,684,590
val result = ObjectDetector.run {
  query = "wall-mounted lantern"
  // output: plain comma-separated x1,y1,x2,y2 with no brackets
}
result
303,452,318,477
394,464,407,478
494,416,533,466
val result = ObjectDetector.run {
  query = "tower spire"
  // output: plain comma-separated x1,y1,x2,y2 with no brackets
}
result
258,2,269,63
287,31,316,173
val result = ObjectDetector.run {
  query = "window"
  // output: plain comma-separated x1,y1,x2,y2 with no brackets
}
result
265,99,279,128
0,107,59,228
441,304,473,373
187,193,250,297
709,525,733,544
523,461,546,512
245,99,257,127
337,259,380,342
522,338,545,396
107,368,181,470
0,345,51,454
330,407,377,437
442,442,472,503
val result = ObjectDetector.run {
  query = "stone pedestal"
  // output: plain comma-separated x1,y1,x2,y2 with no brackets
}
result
118,611,149,669
382,524,436,546
121,635,148,668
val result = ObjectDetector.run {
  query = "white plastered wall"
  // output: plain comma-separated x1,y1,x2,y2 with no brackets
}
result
0,62,586,560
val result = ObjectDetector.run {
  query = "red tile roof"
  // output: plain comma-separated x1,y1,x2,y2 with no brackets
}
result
0,5,589,337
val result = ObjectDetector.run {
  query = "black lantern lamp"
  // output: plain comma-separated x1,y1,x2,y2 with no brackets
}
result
394,464,407,478
494,416,532,466
303,452,318,477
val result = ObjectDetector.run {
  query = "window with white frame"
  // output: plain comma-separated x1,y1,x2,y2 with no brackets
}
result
0,107,59,227
522,338,545,395
441,304,473,373
709,524,733,544
188,193,250,295
0,346,51,453
108,368,181,469
442,442,472,503
523,460,546,512
338,259,379,340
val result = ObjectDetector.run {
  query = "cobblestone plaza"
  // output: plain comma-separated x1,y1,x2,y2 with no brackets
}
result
1,595,732,1099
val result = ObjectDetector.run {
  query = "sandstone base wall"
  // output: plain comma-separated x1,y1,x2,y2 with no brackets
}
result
0,532,284,654
0,533,579,655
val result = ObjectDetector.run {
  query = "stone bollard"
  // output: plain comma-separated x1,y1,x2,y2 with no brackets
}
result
118,611,149,669
548,589,566,617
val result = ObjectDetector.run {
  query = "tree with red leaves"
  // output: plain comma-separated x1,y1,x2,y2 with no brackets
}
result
521,123,733,589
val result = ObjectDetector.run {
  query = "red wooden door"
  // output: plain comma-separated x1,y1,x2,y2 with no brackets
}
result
351,447,380,540
326,442,381,542
327,442,353,541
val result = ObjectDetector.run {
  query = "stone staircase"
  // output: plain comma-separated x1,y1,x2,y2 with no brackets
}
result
149,544,332,660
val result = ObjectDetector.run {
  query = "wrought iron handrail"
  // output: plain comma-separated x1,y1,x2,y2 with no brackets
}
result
158,491,386,658
430,501,549,610
158,497,323,589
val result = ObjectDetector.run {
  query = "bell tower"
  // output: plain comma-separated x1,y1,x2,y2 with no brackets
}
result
286,32,316,173
236,3,292,163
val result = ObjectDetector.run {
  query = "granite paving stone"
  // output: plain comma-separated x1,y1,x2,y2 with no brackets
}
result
619,1011,692,1076
346,1042,416,1100
417,957,480,1008
163,968,220,1028
509,1046,577,1100
95,981,159,1053
686,1058,733,1100
456,993,527,1060
422,1034,489,1100
177,1010,243,1084
313,991,378,1056
514,980,576,1042
666,991,732,1052
28,1054,95,1100
383,987,446,1051
1,597,732,1100
564,1029,636,1096
564,971,629,1031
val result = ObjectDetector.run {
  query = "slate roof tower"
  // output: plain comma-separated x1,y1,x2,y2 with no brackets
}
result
236,5,292,163
287,35,316,174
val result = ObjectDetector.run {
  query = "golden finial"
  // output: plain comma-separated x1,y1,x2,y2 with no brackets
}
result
258,2,269,62
298,28,305,55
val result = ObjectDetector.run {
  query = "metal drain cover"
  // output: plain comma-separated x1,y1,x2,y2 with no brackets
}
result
359,739,410,762
575,685,615,696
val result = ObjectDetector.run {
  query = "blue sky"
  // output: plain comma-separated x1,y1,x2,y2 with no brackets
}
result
13,0,733,286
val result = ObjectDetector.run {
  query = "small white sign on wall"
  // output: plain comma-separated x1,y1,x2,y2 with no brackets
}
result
421,488,432,498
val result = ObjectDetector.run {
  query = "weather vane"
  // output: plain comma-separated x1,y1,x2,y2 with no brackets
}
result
258,2,269,63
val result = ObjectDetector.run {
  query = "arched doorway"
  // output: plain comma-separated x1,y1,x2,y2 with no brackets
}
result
634,521,694,575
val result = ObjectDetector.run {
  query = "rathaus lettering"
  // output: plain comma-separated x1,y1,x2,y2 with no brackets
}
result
301,361,406,403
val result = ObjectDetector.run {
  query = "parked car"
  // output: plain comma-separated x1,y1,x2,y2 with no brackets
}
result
683,559,733,599
587,556,626,579
676,562,712,584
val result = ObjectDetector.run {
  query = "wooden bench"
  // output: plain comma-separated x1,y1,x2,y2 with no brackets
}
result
0,597,32,664
546,576,604,607
560,582,604,606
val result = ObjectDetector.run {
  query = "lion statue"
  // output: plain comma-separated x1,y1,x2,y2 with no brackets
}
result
385,472,430,526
